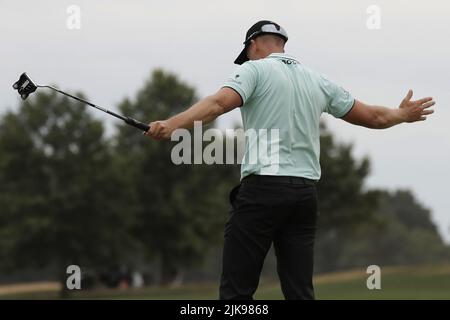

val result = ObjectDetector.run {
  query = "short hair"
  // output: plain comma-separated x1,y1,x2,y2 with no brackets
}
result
256,34,286,47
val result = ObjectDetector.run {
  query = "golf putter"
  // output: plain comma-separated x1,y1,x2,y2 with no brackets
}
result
12,72,150,132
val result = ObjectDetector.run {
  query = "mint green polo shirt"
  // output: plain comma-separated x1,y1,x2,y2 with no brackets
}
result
223,53,355,180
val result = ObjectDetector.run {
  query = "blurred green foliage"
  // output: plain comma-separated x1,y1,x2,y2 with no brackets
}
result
0,69,448,293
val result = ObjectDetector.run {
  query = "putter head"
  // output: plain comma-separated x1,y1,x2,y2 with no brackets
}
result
12,72,38,100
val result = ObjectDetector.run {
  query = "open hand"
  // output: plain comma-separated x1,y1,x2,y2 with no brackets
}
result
399,90,435,123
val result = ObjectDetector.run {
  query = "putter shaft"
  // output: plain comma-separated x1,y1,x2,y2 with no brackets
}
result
12,73,150,132
40,85,150,132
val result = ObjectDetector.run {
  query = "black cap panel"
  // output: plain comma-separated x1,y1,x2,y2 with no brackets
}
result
234,20,288,65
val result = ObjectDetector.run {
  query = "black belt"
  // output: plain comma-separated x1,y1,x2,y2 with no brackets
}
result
242,174,316,186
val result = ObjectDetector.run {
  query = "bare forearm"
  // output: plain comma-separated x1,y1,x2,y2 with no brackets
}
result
345,92,435,130
146,87,241,140
167,96,224,130
371,105,406,129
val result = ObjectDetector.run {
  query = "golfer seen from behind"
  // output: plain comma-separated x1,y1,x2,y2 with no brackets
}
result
146,20,435,300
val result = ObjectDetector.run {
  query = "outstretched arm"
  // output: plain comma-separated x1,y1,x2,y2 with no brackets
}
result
342,90,435,129
145,87,242,140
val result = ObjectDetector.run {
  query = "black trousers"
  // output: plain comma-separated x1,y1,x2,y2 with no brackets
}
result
219,175,318,300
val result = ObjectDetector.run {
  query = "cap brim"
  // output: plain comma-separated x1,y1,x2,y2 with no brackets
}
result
234,46,249,65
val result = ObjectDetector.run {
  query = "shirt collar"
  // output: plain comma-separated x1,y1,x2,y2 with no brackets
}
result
267,53,301,64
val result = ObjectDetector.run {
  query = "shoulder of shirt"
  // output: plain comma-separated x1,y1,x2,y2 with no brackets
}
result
240,59,264,69
240,55,325,79
239,57,283,73
259,54,313,71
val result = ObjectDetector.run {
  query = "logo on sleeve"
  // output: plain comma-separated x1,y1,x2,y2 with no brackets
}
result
231,74,242,85
281,59,297,65
340,87,350,97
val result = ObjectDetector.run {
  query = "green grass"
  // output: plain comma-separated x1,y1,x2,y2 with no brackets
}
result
315,272,450,300
2,265,450,300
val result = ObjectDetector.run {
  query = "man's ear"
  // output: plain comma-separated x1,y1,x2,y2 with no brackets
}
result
248,39,258,56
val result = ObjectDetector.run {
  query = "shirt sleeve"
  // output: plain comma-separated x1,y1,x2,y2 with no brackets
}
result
320,74,355,118
222,62,259,105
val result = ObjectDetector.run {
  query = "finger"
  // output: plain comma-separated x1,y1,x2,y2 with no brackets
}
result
415,97,433,105
145,123,152,134
421,101,435,109
403,89,413,102
150,123,162,137
421,109,434,116
148,122,157,135
148,129,159,140
144,124,153,136
153,128,163,139
419,116,427,121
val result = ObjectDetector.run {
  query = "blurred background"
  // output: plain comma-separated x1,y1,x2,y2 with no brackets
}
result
0,0,449,299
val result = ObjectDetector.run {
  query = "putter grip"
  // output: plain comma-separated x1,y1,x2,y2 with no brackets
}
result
124,117,150,132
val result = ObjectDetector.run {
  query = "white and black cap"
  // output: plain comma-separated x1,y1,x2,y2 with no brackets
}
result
234,20,288,65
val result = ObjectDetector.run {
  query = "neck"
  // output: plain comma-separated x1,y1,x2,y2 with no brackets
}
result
267,48,285,56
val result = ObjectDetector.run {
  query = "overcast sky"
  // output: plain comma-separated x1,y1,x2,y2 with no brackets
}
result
1,0,449,241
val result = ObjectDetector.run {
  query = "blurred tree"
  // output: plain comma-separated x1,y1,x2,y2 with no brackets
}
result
1,72,446,292
114,69,239,285
314,123,380,272
378,190,437,232
337,190,450,268
0,91,136,295
314,123,449,272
